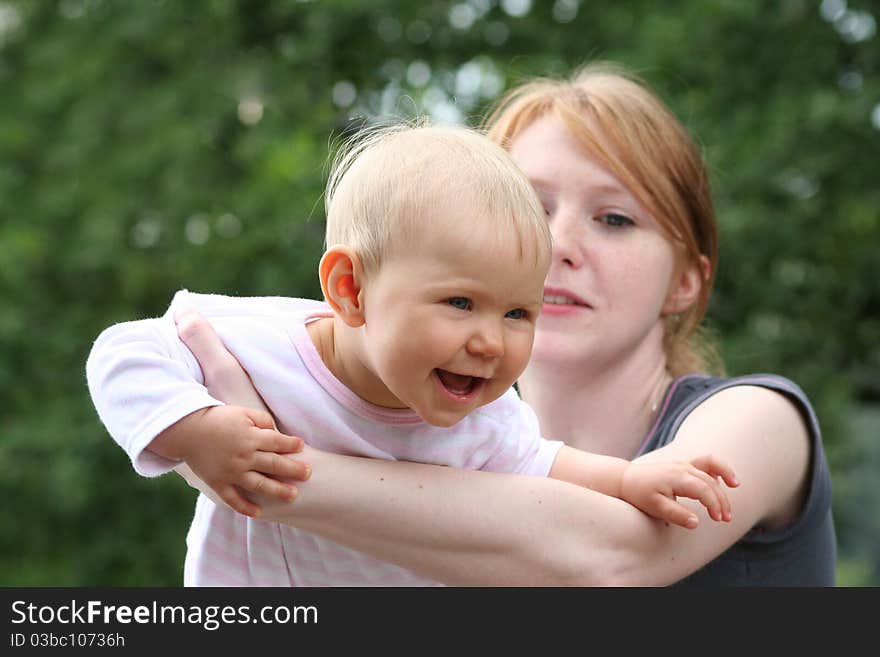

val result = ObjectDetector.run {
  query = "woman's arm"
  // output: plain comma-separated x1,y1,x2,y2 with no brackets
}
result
267,447,668,585
179,312,810,586
272,387,807,586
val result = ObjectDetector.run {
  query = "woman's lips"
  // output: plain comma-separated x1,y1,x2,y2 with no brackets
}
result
541,287,591,316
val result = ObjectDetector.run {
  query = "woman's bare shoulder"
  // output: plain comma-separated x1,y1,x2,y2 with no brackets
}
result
667,384,812,530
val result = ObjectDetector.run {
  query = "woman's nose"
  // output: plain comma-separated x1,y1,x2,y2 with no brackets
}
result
549,206,584,268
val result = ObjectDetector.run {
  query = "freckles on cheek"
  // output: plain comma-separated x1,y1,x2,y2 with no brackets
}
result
614,252,673,306
609,254,645,288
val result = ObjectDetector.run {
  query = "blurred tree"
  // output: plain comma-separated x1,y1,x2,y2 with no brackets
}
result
1,0,877,585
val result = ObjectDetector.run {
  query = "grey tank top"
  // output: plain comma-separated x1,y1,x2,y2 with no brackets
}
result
636,374,837,586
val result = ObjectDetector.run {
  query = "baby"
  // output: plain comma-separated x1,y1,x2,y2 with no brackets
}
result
87,122,736,586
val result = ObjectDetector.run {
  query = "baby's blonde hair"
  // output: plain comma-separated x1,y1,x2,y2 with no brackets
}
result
324,120,551,274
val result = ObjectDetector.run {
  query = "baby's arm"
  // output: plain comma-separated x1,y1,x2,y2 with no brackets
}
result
85,303,308,519
549,446,738,529
164,310,311,516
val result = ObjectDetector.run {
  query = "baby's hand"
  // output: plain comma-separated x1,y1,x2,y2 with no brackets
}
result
153,404,310,519
170,307,312,518
619,455,739,529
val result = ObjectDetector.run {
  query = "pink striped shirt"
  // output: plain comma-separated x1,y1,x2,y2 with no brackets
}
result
87,291,563,586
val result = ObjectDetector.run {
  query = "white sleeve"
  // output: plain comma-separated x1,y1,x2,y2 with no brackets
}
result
482,397,564,477
85,297,222,477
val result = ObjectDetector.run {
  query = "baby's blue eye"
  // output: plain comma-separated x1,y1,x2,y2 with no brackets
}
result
505,308,526,320
447,297,472,311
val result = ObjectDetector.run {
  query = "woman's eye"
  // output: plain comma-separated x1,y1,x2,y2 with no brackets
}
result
505,308,526,320
598,212,635,228
447,297,472,311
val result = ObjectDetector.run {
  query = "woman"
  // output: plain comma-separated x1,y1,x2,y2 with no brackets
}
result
173,62,836,586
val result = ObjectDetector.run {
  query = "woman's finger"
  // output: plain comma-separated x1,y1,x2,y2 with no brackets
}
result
176,309,223,355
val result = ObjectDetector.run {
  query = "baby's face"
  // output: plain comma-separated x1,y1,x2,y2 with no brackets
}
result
359,223,548,427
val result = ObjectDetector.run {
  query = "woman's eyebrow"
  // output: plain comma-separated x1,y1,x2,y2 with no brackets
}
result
529,178,640,211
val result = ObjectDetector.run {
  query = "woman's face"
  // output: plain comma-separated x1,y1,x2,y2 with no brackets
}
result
508,114,681,372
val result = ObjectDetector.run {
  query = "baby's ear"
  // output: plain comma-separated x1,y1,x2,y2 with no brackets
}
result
319,246,365,327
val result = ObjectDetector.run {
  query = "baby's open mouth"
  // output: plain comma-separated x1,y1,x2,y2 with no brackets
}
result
435,369,484,396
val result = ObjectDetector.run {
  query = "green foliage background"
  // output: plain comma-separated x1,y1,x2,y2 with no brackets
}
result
1,0,878,586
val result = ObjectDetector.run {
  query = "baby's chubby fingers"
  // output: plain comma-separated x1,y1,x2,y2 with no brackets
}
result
254,450,311,481
689,454,739,489
241,471,298,504
254,426,304,454
702,468,732,521
686,466,732,522
672,474,726,522
652,495,699,529
217,483,263,519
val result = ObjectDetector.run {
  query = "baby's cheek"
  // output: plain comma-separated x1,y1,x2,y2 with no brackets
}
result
418,323,458,356
512,331,536,365
493,347,529,396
